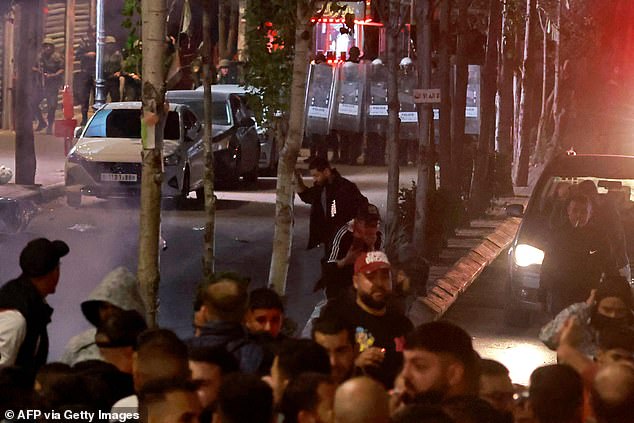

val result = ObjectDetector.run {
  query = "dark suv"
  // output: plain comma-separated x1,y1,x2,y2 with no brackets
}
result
505,153,634,326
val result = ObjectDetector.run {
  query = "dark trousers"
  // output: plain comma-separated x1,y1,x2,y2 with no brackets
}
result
75,71,94,125
309,133,328,160
105,78,120,102
43,84,60,128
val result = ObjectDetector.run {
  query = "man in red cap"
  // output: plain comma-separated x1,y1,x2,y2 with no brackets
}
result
320,251,413,389
0,238,69,376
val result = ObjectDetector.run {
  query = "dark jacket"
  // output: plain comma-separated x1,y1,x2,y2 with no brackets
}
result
298,169,367,250
540,218,612,313
186,321,268,375
315,222,383,297
0,275,53,375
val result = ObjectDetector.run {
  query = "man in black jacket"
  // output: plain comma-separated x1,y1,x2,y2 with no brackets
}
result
296,157,368,251
0,238,69,376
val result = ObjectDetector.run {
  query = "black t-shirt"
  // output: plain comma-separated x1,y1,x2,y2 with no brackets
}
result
321,297,413,388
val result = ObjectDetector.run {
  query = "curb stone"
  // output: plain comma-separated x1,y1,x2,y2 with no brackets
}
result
407,206,526,327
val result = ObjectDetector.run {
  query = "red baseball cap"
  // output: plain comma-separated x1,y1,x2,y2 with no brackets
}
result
354,251,391,274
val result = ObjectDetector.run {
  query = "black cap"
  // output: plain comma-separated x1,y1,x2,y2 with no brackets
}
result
356,203,381,223
19,238,69,277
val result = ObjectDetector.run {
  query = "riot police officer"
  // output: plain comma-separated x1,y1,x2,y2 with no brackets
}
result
103,36,123,102
35,38,64,134
75,27,96,125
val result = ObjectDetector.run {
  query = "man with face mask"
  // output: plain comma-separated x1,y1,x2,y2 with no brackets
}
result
320,251,413,388
540,193,615,314
540,275,634,358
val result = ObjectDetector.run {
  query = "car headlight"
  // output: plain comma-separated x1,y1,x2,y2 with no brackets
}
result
514,244,545,267
163,154,180,166
212,138,231,153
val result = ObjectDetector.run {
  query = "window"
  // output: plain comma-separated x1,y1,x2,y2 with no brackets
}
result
84,109,181,140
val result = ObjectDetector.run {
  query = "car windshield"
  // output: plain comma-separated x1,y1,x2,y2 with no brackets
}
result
526,156,634,254
83,109,181,140
167,98,231,126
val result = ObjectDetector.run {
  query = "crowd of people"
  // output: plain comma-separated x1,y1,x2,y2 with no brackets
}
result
1,158,634,422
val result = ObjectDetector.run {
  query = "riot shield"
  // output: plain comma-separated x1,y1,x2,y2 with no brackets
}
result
465,65,481,135
305,63,336,136
398,70,419,140
365,62,388,135
331,62,366,133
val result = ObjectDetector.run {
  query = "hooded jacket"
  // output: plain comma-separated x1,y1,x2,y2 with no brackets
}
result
60,267,146,365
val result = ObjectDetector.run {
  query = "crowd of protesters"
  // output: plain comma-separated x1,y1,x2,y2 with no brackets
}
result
1,158,634,422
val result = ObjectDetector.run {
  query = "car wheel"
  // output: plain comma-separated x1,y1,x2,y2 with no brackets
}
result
66,191,82,207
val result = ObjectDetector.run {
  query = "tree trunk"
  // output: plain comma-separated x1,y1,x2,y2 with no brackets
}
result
138,0,167,327
513,0,536,187
546,0,561,162
533,4,548,163
218,0,228,59
494,0,515,197
451,0,469,194
413,0,433,255
268,1,312,295
14,1,42,184
438,0,452,191
384,0,401,257
469,0,500,215
201,0,216,277
227,0,239,59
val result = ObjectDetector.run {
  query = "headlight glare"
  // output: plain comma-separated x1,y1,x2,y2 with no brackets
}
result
514,244,545,267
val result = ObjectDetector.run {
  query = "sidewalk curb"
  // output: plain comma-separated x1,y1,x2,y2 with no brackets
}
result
408,215,522,326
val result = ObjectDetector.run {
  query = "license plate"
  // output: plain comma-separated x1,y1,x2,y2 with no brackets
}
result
101,173,138,182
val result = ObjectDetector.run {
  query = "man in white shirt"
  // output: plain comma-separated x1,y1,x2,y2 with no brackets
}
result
0,238,69,376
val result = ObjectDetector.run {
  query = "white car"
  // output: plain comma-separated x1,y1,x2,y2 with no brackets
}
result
65,102,204,206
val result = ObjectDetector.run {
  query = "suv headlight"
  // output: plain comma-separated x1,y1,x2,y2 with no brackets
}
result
514,244,545,267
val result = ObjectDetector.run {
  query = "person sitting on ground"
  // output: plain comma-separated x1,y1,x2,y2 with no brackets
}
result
528,364,584,423
244,287,286,340
266,338,331,409
333,376,390,423
213,373,274,423
95,309,148,374
320,251,413,389
111,328,191,412
186,272,268,375
280,372,336,423
61,266,146,366
540,275,634,358
188,345,239,414
311,315,358,385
